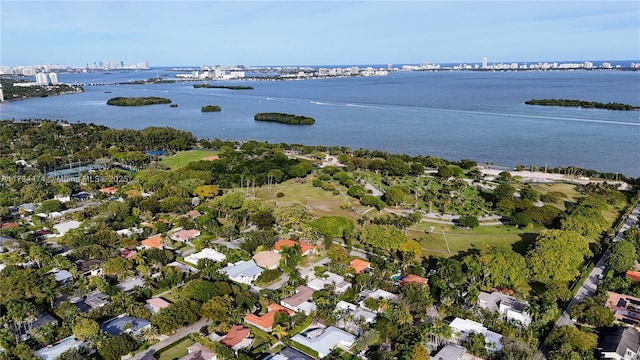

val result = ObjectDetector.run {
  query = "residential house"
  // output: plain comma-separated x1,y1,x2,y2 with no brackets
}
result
335,301,377,335
606,291,640,327
0,222,18,230
72,291,109,313
358,289,399,312
100,314,151,336
140,234,163,249
100,187,118,195
71,191,92,202
54,195,70,203
166,261,199,274
252,251,282,270
221,325,253,351
449,317,503,352
0,235,19,253
34,337,85,360
171,229,201,244
244,303,294,332
146,298,171,314
52,221,82,238
291,326,356,358
18,312,58,340
478,291,532,326
120,249,137,260
222,260,263,285
184,248,226,266
431,344,467,360
53,269,74,284
116,228,143,237
399,274,428,286
77,259,103,277
274,239,317,256
349,259,371,274
179,343,217,360
627,270,640,283
117,277,145,293
33,229,51,241
281,286,317,315
598,326,640,360
307,272,351,294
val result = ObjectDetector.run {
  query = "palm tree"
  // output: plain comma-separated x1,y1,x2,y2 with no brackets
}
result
271,324,288,341
140,325,159,343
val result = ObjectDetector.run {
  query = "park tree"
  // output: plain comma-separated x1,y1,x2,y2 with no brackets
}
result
360,224,407,251
384,186,406,207
202,296,231,325
398,239,423,262
608,240,637,273
458,215,479,228
327,244,349,264
311,216,354,243
527,230,591,286
467,245,528,291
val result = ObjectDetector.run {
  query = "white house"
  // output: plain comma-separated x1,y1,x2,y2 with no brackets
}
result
449,317,503,352
291,326,355,358
184,248,226,266
281,286,316,315
308,272,351,294
478,291,532,326
221,260,263,285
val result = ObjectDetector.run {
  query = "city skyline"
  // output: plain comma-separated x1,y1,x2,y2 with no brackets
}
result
1,1,639,67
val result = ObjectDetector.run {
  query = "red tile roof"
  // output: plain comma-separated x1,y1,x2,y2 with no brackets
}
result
349,259,370,274
626,270,640,282
100,187,118,195
0,222,18,229
120,249,137,259
221,325,251,347
274,239,316,255
244,303,293,331
146,298,170,309
400,274,428,285
141,235,163,249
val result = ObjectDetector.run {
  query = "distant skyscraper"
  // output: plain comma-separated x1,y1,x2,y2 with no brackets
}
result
35,73,48,85
0,84,4,102
49,73,58,84
482,57,488,68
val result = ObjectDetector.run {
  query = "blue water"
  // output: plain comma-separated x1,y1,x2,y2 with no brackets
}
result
1,69,639,176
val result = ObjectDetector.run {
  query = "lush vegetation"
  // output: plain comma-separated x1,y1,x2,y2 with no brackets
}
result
193,84,253,90
0,119,637,360
254,112,315,125
0,79,83,101
106,97,172,106
201,105,222,112
525,98,640,110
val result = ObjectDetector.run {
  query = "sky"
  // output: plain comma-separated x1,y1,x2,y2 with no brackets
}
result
1,0,639,67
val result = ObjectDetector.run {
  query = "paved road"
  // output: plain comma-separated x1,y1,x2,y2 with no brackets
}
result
554,202,640,328
131,318,211,360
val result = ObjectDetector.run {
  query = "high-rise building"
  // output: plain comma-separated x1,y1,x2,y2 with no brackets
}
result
0,83,4,102
36,73,48,85
482,57,488,68
49,73,58,84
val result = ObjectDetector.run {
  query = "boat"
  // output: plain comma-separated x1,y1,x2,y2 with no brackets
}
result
104,91,111,93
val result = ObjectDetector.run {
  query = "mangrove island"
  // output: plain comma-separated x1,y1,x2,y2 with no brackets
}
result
254,112,315,125
193,84,254,90
201,105,222,112
106,97,172,106
525,98,640,111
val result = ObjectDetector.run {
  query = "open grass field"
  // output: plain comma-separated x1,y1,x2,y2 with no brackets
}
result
409,222,540,257
159,150,220,170
156,338,194,360
253,176,378,221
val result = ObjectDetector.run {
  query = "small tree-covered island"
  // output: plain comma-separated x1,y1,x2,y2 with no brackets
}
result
254,112,315,125
525,98,640,110
106,96,172,106
201,105,222,112
0,118,639,360
194,84,254,90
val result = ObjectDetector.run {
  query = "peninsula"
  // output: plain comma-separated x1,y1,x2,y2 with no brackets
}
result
193,84,253,90
106,96,172,106
254,112,315,125
525,98,640,111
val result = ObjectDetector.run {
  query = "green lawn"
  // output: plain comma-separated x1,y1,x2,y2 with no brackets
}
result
159,150,220,170
409,222,541,257
156,338,194,360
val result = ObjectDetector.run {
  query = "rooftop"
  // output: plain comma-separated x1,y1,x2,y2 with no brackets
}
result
252,251,282,269
244,303,293,331
291,326,356,358
34,337,84,360
222,260,263,282
627,270,640,282
399,274,428,285
450,317,503,351
274,239,316,255
100,315,151,336
349,259,370,274
146,297,171,309
141,234,163,249
598,326,640,358
282,286,315,307
184,248,226,265
179,343,216,360
221,324,251,348
172,229,201,241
